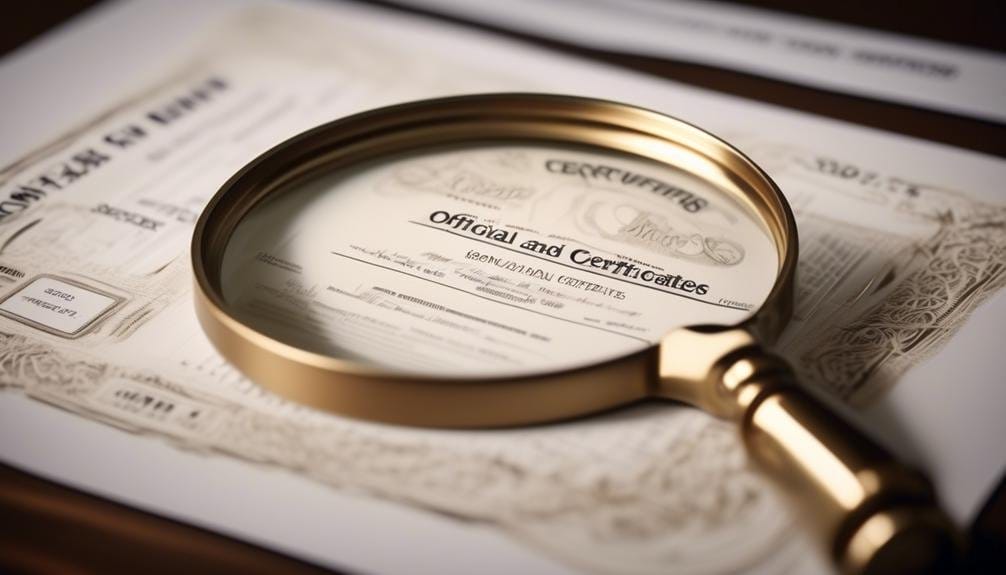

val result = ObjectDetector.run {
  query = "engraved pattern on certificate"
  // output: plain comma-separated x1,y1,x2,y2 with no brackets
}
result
738,141,1006,405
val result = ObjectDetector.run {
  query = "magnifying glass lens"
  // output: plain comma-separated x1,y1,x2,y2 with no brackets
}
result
220,143,779,377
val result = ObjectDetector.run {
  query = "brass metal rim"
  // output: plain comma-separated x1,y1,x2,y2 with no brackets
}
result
191,93,797,427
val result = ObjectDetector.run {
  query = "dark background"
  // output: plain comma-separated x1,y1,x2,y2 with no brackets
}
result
2,1,1005,573
6,0,1006,56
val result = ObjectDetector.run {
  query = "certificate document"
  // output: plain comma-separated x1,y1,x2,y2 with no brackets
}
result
1,1,1004,574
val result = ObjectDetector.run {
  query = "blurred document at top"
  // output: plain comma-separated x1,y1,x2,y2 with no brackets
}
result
393,0,1006,123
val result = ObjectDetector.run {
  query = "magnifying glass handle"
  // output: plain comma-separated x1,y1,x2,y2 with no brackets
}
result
658,325,963,575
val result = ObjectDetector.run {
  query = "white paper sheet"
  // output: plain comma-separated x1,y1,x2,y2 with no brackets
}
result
1,2,1005,575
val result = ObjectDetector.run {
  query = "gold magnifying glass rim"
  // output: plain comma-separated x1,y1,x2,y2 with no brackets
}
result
191,93,798,427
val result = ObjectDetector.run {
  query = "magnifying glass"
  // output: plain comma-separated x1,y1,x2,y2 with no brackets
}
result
192,94,959,574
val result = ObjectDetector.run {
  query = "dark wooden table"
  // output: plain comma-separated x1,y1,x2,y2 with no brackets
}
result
3,1,1005,573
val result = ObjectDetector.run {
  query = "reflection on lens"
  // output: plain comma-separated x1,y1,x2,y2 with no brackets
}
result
221,144,779,377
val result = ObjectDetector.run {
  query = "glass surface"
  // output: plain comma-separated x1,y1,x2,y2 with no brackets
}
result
221,143,779,376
